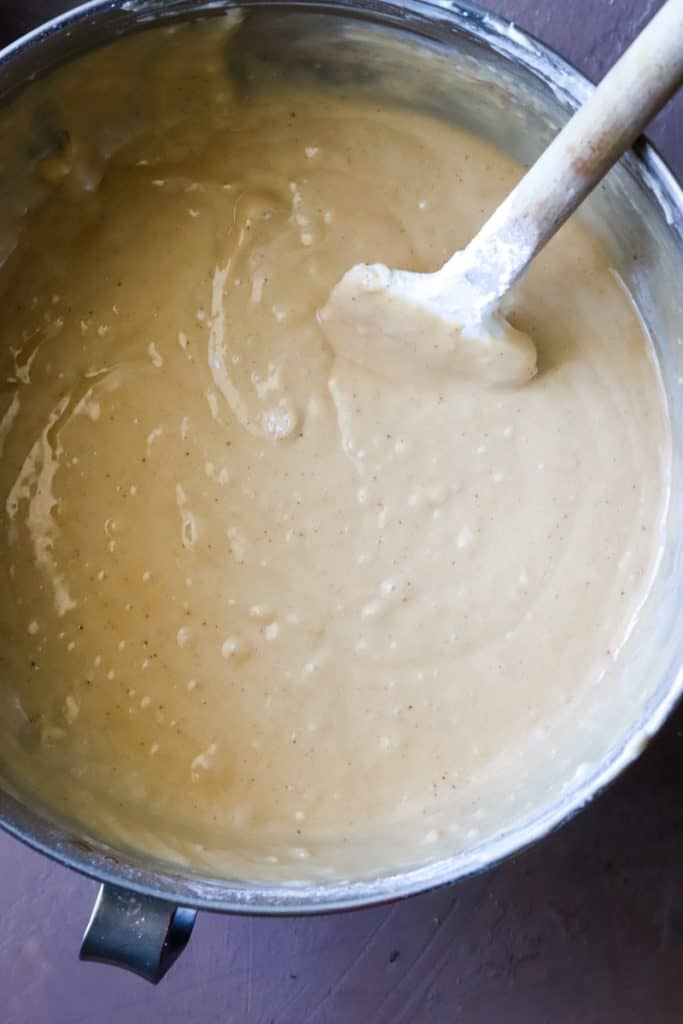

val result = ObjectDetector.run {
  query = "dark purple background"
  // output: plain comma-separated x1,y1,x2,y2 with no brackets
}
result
1,3,681,1022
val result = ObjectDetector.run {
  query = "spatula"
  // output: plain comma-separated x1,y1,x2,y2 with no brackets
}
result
319,0,683,386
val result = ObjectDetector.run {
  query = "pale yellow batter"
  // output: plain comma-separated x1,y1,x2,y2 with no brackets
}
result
0,22,670,881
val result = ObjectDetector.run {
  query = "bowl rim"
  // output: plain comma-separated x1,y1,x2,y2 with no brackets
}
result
0,0,681,915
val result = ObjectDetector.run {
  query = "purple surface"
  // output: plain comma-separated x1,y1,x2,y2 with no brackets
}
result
1,2,682,1021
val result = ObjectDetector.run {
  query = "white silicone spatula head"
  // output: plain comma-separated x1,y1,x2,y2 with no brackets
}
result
319,0,683,387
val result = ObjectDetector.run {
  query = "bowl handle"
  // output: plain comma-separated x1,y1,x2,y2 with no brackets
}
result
79,882,197,983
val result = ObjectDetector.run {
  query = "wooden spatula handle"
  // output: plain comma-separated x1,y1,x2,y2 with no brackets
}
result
451,0,683,306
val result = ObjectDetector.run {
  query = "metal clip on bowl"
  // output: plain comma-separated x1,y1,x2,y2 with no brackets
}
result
80,883,197,984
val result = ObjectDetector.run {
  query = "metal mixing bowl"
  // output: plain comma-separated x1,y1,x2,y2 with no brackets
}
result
0,0,681,982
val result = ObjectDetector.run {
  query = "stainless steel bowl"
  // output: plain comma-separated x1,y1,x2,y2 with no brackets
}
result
0,0,681,983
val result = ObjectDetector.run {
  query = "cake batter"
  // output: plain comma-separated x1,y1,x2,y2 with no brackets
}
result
0,21,670,880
